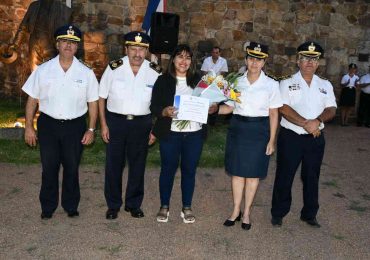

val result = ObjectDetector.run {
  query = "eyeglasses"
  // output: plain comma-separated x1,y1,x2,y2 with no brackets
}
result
299,56,319,62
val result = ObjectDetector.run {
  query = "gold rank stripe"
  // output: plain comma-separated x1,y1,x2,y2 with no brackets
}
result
56,35,81,42
247,49,269,59
125,41,149,47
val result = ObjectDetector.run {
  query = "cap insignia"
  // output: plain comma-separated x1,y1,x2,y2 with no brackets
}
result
135,33,142,43
254,44,261,52
308,42,315,52
67,26,75,36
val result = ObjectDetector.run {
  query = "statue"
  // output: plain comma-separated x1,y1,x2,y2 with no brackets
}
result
0,0,72,70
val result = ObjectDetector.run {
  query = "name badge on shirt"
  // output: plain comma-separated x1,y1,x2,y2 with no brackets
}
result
319,88,327,94
146,84,154,89
74,79,83,84
288,84,300,91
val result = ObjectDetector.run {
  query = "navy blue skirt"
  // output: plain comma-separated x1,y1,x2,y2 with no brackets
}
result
225,115,270,179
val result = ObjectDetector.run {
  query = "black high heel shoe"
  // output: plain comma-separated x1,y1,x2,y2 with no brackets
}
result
223,212,242,227
241,222,251,230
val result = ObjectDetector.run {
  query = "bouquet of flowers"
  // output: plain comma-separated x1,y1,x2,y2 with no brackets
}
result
192,70,242,103
174,70,242,130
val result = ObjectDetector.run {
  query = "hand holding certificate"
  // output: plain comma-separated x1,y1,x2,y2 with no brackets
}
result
173,95,210,124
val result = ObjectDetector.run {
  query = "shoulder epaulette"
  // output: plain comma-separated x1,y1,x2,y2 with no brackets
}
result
265,73,278,81
79,59,92,69
150,62,162,73
278,74,293,81
109,59,123,70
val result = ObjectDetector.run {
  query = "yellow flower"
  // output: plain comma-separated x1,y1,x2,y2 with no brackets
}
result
230,89,241,103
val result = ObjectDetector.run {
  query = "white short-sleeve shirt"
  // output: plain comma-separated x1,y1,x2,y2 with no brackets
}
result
280,71,337,134
22,55,99,120
200,56,228,75
99,56,160,115
359,73,370,94
227,71,283,117
341,73,359,89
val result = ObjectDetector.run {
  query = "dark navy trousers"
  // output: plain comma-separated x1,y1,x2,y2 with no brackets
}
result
104,111,152,210
271,127,325,220
159,130,204,208
37,113,85,214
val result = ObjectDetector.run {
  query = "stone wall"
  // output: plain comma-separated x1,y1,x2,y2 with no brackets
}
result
0,0,369,98
0,0,33,97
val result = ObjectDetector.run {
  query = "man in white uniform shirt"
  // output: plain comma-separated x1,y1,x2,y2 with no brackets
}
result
22,25,99,219
271,42,337,228
99,31,161,220
201,46,228,76
357,65,370,127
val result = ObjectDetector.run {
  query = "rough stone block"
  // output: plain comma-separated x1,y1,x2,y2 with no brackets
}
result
201,3,214,12
214,3,226,12
206,13,223,30
0,128,24,140
84,31,106,44
241,22,253,32
285,47,297,56
226,2,242,10
215,30,234,49
224,9,237,20
108,17,123,26
233,30,247,41
190,15,206,27
236,9,253,22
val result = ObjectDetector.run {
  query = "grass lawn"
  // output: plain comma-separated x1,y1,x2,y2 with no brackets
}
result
0,99,229,167
0,124,229,168
0,98,25,127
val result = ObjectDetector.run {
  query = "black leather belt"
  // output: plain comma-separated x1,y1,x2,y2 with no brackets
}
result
108,111,150,120
234,115,268,122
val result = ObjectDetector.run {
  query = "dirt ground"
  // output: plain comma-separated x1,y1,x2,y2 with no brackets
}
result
0,123,369,259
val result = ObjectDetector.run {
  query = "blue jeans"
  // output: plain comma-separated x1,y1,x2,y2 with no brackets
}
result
159,130,204,208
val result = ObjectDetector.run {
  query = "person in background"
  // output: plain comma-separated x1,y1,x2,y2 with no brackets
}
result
201,46,228,76
339,63,359,126
357,65,370,127
150,44,218,224
217,42,282,230
22,24,99,219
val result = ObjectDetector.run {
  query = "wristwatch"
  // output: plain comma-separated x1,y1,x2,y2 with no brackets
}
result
88,128,95,133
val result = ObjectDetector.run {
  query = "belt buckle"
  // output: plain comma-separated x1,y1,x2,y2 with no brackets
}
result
127,115,134,120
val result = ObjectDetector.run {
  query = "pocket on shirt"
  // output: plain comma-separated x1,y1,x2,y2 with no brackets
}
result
111,79,128,99
288,91,302,105
41,77,57,100
74,80,87,100
143,87,153,102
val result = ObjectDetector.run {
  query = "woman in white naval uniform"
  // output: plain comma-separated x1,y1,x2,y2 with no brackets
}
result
218,42,282,230
339,63,359,126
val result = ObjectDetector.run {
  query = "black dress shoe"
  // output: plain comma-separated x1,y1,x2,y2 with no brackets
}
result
106,208,119,220
241,222,251,230
271,216,282,226
223,212,242,227
41,212,53,219
300,216,321,228
124,206,144,218
67,211,79,218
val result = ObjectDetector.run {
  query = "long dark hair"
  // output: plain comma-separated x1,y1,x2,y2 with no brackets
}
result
167,44,198,88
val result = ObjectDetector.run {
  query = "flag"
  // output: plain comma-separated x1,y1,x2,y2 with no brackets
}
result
142,0,166,33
